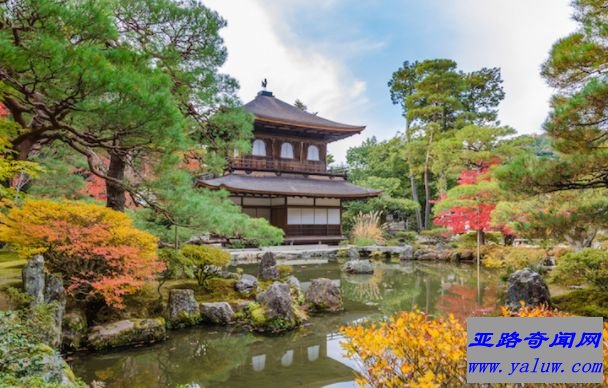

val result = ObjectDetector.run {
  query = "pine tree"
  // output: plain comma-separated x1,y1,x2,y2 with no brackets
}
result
388,59,504,228
497,0,608,193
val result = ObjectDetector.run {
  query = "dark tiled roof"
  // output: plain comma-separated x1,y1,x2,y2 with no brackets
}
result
244,91,365,132
198,173,381,199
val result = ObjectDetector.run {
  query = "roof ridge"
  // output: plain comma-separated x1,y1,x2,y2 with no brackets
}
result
243,92,365,132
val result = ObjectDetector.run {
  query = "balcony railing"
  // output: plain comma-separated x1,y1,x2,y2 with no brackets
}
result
230,156,346,176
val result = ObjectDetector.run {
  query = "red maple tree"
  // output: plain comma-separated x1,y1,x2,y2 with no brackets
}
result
433,160,511,242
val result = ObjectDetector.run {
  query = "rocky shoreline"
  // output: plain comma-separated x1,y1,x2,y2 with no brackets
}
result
11,246,557,386
228,244,476,265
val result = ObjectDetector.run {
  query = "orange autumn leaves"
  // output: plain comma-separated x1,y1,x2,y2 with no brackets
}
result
340,306,608,387
0,199,162,308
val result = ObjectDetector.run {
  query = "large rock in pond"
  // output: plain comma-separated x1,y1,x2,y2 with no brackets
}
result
254,282,304,332
200,302,235,325
87,318,166,350
304,278,343,312
167,289,200,328
62,309,88,351
399,245,414,260
235,274,258,294
256,282,293,321
343,259,374,274
259,251,279,280
506,268,551,309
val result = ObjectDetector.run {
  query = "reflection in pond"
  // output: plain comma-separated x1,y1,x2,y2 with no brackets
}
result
72,262,500,387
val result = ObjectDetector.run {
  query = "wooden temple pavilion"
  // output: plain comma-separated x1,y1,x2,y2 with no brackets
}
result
198,90,380,244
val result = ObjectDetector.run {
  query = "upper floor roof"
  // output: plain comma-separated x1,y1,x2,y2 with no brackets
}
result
244,91,365,141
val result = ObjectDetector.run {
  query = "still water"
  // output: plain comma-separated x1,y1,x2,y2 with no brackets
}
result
71,262,500,387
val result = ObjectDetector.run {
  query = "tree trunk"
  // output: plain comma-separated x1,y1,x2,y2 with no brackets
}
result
476,228,481,304
106,152,127,211
409,174,423,231
404,118,423,231
478,229,486,245
422,130,434,230
566,228,598,251
423,166,431,229
14,137,36,161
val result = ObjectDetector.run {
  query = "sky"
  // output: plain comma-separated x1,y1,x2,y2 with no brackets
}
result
204,0,577,163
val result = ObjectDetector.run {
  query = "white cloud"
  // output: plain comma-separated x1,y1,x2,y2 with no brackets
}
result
204,0,369,162
205,1,368,120
205,0,577,163
441,0,576,134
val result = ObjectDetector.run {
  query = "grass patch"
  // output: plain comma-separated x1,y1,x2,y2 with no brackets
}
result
552,289,608,319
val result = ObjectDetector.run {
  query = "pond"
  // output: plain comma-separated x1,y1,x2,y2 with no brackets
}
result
71,262,501,387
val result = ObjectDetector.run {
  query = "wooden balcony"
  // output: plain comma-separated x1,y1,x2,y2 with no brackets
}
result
230,156,345,176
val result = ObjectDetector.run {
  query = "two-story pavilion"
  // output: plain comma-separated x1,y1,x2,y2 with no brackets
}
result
198,90,380,244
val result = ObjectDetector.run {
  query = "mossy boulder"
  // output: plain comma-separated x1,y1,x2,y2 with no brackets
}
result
38,351,79,386
286,275,301,294
258,251,279,280
304,278,343,312
166,289,201,328
343,259,374,274
252,282,306,332
87,318,166,351
62,309,88,351
234,274,258,294
200,302,235,325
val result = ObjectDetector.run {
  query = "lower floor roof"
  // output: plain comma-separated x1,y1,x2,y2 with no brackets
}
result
197,173,381,199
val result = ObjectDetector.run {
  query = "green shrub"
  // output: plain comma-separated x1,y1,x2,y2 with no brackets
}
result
552,289,608,319
4,286,32,309
419,228,449,237
551,248,608,291
180,245,231,289
353,237,375,247
370,250,384,261
156,248,193,295
481,246,548,279
456,231,501,248
393,231,417,243
384,238,401,246
277,264,293,279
